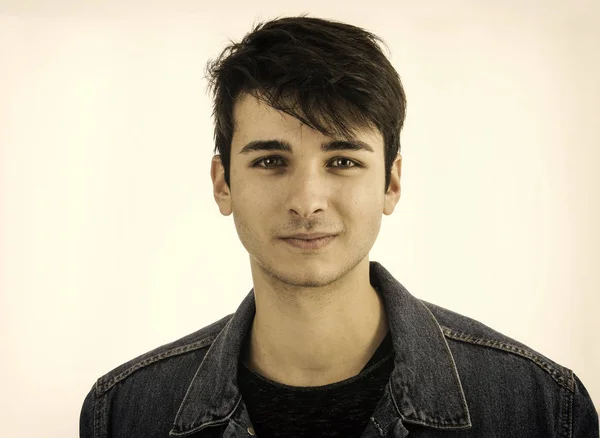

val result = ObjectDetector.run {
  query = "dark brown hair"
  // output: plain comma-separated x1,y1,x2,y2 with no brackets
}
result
205,15,407,193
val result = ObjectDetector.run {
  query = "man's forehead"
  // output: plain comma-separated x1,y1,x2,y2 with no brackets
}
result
232,93,382,147
233,93,296,128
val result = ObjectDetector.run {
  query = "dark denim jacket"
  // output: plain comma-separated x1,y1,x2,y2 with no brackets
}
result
80,261,598,437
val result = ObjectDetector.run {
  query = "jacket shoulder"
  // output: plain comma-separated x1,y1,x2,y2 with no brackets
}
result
420,299,574,392
93,313,234,395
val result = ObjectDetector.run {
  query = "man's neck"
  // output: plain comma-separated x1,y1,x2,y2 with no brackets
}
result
242,283,389,387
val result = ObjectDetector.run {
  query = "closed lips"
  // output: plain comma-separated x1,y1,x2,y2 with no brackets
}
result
282,234,335,240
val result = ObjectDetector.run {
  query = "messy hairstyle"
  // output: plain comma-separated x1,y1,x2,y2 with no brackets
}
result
205,15,407,193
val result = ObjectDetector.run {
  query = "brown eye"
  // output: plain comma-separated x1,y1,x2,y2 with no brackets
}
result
253,156,284,169
331,157,358,168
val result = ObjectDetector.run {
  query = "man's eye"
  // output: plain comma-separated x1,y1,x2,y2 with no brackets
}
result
251,156,362,169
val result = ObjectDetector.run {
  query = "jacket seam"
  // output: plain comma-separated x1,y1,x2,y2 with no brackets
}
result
97,336,216,394
93,382,108,438
440,327,573,392
561,368,574,437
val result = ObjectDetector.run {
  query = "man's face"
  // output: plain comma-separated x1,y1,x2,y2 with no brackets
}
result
211,92,401,288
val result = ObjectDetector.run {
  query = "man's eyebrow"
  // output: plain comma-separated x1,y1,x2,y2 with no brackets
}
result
238,139,374,155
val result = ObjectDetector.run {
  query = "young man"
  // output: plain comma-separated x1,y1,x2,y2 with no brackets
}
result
80,16,598,437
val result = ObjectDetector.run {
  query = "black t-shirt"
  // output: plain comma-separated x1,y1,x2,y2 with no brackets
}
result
238,331,394,437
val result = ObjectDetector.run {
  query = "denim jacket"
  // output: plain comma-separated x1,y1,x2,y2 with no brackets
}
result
80,261,598,437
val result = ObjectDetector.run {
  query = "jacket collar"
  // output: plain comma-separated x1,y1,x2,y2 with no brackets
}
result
170,261,471,436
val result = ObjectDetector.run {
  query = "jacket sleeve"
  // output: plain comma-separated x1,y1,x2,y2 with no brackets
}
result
80,383,97,438
572,372,599,437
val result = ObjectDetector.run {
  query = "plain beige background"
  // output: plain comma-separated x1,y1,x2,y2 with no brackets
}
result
1,1,599,436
